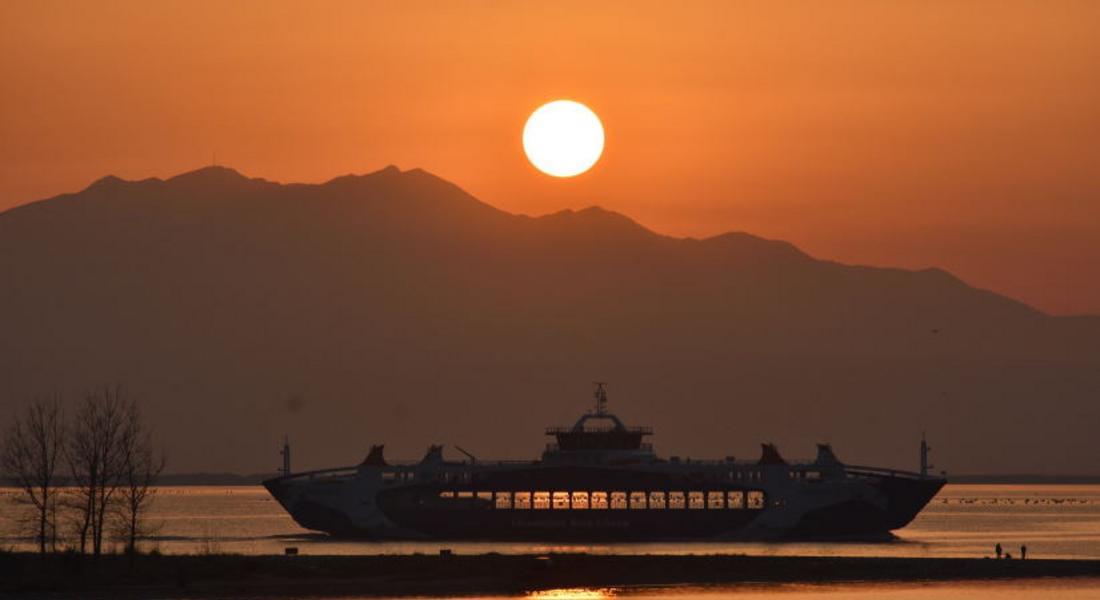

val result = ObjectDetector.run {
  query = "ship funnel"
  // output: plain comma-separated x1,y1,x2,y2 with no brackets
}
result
362,444,387,466
757,443,787,465
814,443,842,465
420,444,445,464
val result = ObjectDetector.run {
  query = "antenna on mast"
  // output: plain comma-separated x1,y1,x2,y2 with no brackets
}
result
279,435,291,477
593,382,608,416
920,432,933,478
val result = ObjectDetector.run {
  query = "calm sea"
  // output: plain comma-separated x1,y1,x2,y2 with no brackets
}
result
3,484,1100,597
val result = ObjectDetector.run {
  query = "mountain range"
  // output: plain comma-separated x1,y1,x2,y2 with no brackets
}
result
1,166,1097,474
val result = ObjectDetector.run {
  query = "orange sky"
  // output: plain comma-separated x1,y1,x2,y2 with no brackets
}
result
2,1,1099,314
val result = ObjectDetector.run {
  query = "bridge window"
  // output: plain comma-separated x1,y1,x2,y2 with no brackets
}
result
591,492,609,509
649,491,666,509
708,491,725,509
571,492,589,509
727,491,744,509
630,491,647,509
552,491,570,510
747,490,765,509
610,491,628,509
533,491,550,510
514,492,531,509
495,492,512,510
688,491,705,509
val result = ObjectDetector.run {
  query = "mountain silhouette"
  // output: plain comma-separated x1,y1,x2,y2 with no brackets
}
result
1,166,1097,475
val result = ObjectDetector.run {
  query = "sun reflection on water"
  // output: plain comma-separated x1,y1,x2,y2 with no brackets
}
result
527,588,617,600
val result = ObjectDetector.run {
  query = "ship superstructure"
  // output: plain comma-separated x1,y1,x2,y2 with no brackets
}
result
264,384,945,540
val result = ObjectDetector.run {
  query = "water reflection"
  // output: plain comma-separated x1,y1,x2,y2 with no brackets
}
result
527,588,616,600
507,580,1100,600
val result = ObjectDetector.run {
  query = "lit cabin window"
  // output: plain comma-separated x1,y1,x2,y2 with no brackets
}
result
572,492,589,509
495,492,512,510
630,492,647,509
707,491,725,509
688,491,705,509
552,492,570,510
457,491,473,499
383,472,398,482
610,491,628,509
649,492,666,509
668,491,686,509
439,491,454,499
514,492,532,509
477,491,493,503
591,492,609,509
747,490,766,509
727,491,744,509
533,492,551,510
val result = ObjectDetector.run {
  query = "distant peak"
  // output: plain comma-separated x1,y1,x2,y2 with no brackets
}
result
166,165,250,185
700,231,811,262
88,174,126,189
554,206,646,228
322,165,406,187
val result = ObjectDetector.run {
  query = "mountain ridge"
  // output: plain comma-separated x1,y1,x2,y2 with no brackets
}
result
0,166,1096,475
6,165,1031,297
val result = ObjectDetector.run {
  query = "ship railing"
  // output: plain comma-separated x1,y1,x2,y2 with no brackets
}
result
545,426,654,435
277,459,543,481
843,464,930,480
544,443,655,453
274,465,359,483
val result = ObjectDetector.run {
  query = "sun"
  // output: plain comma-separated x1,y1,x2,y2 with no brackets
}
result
523,100,604,177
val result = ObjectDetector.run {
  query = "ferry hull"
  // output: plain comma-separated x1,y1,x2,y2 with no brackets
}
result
264,466,946,541
788,476,945,538
263,386,946,541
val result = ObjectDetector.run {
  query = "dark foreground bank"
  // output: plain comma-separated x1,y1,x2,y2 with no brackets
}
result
3,552,1099,599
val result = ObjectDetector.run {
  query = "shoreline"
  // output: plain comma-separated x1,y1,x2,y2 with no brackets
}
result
3,552,1100,599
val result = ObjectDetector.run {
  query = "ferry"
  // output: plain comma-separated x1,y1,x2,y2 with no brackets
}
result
264,384,945,540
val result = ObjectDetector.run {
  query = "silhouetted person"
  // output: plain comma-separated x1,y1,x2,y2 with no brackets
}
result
1021,545,1027,560
995,543,1002,559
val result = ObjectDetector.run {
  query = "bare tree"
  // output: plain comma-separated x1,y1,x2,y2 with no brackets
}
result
66,385,128,556
1,396,65,554
114,400,164,555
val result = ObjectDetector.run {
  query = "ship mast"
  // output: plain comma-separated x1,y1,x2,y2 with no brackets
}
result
280,435,291,477
594,381,608,416
920,432,933,478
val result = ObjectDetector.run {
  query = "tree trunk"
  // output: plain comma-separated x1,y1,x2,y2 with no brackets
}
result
38,501,47,555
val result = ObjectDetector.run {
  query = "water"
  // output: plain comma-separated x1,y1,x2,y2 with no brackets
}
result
3,484,1100,559
4,485,1100,596
374,580,1100,600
